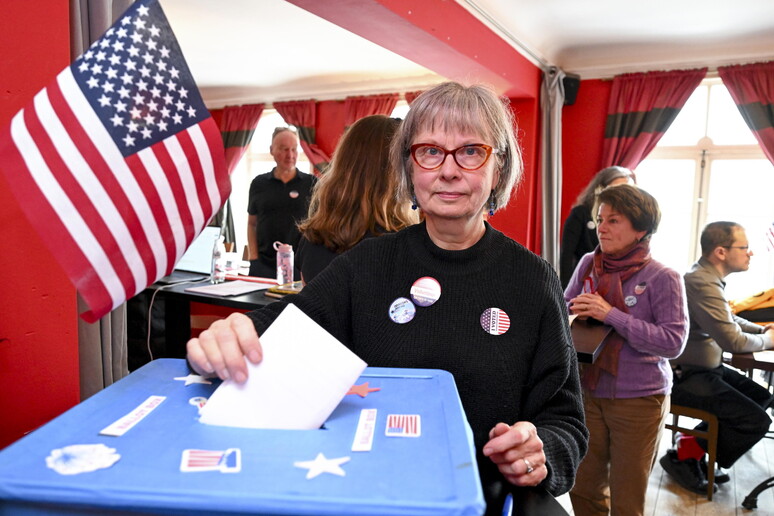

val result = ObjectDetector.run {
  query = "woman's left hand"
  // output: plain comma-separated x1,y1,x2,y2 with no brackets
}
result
570,292,613,322
483,422,546,486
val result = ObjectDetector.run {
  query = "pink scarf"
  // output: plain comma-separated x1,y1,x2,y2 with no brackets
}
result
582,240,651,390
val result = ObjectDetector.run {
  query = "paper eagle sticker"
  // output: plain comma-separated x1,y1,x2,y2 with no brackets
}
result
480,307,510,336
46,444,121,475
180,448,241,473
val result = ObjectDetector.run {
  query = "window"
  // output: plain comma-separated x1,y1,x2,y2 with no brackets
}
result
228,101,411,254
637,78,774,300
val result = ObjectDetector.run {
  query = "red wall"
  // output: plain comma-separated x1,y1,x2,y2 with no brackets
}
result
0,1,80,449
560,79,612,222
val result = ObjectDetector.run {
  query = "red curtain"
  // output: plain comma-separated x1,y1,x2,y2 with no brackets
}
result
404,90,424,105
222,103,264,172
719,61,774,166
344,93,399,127
601,68,707,169
273,99,331,175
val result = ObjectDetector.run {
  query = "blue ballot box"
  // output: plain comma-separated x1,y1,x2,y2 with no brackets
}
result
0,359,484,515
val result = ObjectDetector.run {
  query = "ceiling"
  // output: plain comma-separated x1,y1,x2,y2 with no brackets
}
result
160,0,774,108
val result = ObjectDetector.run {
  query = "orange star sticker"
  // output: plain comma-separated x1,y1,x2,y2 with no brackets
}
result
346,382,381,398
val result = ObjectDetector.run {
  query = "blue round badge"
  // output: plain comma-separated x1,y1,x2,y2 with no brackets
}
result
389,297,416,324
624,295,637,307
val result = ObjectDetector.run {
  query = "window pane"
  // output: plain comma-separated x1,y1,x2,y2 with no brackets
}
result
707,85,759,146
657,86,708,146
705,159,774,300
634,159,697,274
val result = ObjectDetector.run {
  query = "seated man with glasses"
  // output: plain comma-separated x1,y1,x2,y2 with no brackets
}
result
660,221,774,494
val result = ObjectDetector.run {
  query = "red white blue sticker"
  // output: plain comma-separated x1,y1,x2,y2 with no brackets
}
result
385,414,421,437
389,297,416,324
180,448,241,473
634,282,647,295
289,190,299,199
410,276,441,307
481,307,511,336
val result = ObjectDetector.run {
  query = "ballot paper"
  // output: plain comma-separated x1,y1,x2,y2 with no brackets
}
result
198,304,367,430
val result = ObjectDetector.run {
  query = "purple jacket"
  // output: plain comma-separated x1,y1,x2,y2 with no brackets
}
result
565,252,689,399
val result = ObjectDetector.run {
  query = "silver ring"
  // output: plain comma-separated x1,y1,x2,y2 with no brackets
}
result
523,458,534,474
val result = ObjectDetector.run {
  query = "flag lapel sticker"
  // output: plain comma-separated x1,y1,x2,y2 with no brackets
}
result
0,0,228,322
385,414,421,437
480,307,511,336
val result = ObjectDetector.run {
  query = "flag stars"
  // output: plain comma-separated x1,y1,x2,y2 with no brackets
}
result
98,95,112,107
137,4,149,16
158,120,168,132
169,66,180,79
132,92,145,105
141,127,153,139
146,39,158,51
115,100,127,113
142,51,154,64
159,107,170,118
83,50,94,60
186,106,196,117
120,15,131,26
172,113,182,124
143,113,155,126
130,106,142,119
127,120,139,133
133,18,146,30
150,86,161,98
108,54,121,66
105,67,118,80
139,65,151,77
167,80,177,91
156,60,167,72
147,100,159,112
162,93,174,105
117,86,130,99
110,113,123,127
78,61,90,73
122,134,135,147
152,72,164,84
120,72,133,85
111,40,124,53
99,39,111,49
86,77,100,89
175,100,185,111
159,47,170,58
90,63,103,75
101,81,115,93
116,27,128,38
148,24,160,37
178,87,189,99
137,79,148,91
128,45,140,57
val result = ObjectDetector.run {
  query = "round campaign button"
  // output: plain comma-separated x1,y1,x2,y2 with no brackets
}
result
410,276,442,307
586,220,597,230
634,282,647,295
389,297,416,324
289,190,300,199
480,307,511,336
625,295,638,307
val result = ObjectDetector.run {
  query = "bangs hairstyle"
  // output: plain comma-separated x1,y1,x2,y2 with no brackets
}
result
298,115,417,252
597,184,661,241
391,82,523,213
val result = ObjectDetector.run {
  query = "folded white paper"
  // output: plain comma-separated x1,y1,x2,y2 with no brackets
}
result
198,303,367,430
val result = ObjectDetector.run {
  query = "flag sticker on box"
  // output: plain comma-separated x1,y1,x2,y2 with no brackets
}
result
180,448,241,473
385,414,421,437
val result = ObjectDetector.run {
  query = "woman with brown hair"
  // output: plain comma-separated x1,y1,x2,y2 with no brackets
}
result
296,114,417,283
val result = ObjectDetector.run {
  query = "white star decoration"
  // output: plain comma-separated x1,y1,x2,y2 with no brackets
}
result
174,374,212,386
293,453,351,479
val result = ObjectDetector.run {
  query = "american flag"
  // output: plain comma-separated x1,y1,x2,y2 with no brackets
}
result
480,307,511,336
385,414,421,437
0,0,228,322
180,448,241,473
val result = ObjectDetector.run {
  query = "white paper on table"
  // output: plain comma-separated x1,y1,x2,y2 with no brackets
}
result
184,280,270,296
198,303,367,430
753,350,774,364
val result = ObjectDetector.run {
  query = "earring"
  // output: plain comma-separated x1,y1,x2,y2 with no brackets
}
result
488,196,496,216
411,194,418,210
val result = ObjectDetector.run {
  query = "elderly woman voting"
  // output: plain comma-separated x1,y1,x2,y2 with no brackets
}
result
565,184,688,516
188,82,588,515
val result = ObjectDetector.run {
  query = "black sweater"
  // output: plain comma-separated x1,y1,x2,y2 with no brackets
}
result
248,222,587,514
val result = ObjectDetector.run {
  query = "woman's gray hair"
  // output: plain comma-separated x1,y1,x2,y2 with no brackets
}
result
391,82,523,213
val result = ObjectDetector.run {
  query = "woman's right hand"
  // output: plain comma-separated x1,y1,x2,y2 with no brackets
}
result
186,313,263,383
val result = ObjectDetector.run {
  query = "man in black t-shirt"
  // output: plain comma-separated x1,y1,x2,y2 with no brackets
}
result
246,127,316,279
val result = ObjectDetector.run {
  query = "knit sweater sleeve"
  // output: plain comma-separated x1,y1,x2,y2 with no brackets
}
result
525,267,589,496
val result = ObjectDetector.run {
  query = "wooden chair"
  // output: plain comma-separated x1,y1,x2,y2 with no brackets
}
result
664,404,719,500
